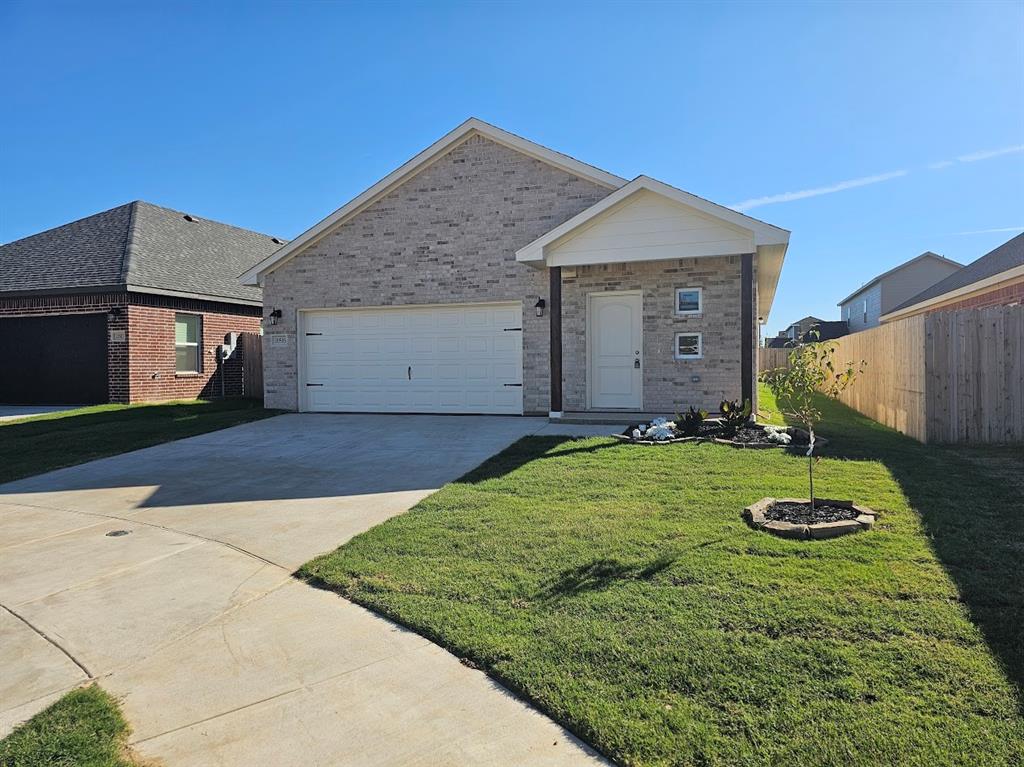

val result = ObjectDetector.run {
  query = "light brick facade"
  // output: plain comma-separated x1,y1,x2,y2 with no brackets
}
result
262,135,759,414
263,135,611,413
562,257,750,413
0,292,260,403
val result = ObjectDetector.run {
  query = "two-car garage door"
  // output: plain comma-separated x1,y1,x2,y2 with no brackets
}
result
301,303,523,414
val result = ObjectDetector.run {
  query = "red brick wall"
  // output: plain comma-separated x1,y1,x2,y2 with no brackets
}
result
127,303,261,403
0,292,130,402
927,278,1024,313
0,291,260,404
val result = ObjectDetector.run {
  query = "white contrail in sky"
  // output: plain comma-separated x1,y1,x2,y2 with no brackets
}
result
956,144,1024,163
953,226,1023,235
730,143,1022,212
730,170,907,211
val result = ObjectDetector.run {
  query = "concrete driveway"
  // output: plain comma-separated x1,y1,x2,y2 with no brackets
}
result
0,404,82,422
0,414,618,766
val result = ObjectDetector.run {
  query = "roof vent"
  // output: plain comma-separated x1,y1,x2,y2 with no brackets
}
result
183,214,196,222
271,237,282,244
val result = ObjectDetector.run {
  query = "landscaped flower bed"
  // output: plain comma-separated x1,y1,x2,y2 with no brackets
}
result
615,413,824,450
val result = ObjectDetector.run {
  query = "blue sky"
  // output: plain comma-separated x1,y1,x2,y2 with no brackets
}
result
1,0,1021,330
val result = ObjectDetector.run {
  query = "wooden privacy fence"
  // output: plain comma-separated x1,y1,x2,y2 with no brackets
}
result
239,332,264,400
759,305,1023,444
758,347,791,373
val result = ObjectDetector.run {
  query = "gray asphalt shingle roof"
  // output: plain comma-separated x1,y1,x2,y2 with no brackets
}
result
0,201,283,304
889,232,1024,313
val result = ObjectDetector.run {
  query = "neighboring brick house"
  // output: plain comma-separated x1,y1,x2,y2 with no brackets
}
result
881,232,1024,321
837,251,963,332
241,119,790,417
0,201,281,404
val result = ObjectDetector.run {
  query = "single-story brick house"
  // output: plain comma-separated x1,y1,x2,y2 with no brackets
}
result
241,119,790,417
0,201,281,404
880,232,1024,321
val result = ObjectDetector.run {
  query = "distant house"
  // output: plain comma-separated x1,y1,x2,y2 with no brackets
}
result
765,316,848,347
881,233,1024,322
0,202,282,405
838,252,963,332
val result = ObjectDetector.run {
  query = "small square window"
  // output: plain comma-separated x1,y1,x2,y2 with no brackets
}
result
175,313,202,373
675,287,702,315
675,332,702,360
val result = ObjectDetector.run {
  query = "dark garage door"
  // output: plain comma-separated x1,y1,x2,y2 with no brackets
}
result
0,314,108,404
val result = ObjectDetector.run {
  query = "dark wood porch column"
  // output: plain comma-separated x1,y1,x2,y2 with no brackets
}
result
741,253,754,407
549,266,563,415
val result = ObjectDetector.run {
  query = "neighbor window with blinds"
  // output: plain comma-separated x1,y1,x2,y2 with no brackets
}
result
175,314,202,373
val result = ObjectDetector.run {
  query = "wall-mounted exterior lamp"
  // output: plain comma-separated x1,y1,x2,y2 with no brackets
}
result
534,298,546,317
267,309,282,326
107,307,123,318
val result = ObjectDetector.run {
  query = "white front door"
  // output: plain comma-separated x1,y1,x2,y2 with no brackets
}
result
588,291,643,409
300,302,523,414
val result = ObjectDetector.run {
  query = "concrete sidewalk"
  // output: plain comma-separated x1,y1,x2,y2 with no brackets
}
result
0,414,620,765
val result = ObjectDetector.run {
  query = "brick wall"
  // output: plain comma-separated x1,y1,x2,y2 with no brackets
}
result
925,278,1024,313
126,299,261,403
0,291,260,403
562,256,747,413
262,134,613,412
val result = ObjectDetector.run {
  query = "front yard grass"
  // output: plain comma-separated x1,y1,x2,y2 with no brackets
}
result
0,685,138,767
0,399,281,484
302,386,1024,766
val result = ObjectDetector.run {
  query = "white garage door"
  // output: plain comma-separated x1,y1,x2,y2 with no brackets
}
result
300,303,523,414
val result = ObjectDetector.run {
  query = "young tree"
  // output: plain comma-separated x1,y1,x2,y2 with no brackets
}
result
760,337,865,508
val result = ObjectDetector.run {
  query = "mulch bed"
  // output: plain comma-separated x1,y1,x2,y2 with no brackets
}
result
764,501,859,525
743,497,879,540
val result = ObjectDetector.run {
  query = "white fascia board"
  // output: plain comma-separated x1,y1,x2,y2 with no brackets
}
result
239,118,627,286
879,263,1024,322
515,175,789,264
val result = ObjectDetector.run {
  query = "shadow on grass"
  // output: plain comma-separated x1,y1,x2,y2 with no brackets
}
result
778,396,1024,702
537,554,677,602
455,435,622,485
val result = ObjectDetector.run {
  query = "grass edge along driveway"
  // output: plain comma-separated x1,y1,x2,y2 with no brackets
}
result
0,399,280,484
0,685,140,767
301,386,1024,767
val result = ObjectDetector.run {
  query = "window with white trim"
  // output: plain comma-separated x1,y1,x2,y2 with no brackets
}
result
175,313,202,373
674,332,702,360
675,287,702,315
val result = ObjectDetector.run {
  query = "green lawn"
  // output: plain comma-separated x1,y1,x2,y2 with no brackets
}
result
301,386,1024,766
0,686,137,767
0,399,280,484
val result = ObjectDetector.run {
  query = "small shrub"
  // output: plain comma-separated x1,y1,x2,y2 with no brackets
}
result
718,398,751,437
675,406,709,437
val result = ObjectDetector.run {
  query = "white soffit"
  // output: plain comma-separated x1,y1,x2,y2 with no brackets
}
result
239,118,627,286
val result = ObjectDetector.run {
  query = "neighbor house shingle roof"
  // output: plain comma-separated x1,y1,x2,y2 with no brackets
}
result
0,201,284,304
888,232,1024,313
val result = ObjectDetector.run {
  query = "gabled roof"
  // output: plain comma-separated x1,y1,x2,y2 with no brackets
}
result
515,175,791,318
883,232,1024,319
0,202,283,305
240,118,627,286
836,251,963,306
787,315,824,330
